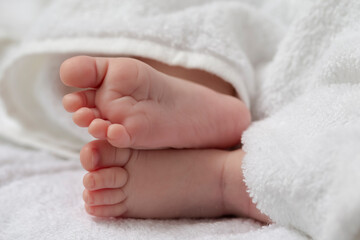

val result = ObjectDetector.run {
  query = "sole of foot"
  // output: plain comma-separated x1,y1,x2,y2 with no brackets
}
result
61,56,251,149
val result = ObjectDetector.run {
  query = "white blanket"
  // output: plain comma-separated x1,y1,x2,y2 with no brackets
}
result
0,0,359,240
1,142,306,240
243,1,360,239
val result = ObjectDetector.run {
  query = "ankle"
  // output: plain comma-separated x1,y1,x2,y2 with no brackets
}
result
221,149,271,223
221,149,248,216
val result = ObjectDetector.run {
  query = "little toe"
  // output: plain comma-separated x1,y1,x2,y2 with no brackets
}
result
88,119,110,139
63,90,96,112
83,167,128,191
72,107,101,127
60,56,108,88
85,202,127,217
107,124,132,148
83,188,126,206
80,140,133,171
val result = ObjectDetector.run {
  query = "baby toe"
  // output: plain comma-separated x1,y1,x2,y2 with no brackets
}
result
85,202,127,217
80,140,133,171
107,124,132,148
60,56,105,88
88,119,110,139
63,90,96,113
73,107,101,127
83,188,126,206
83,167,128,191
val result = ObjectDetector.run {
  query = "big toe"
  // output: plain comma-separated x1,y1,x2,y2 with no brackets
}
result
80,140,133,171
60,55,105,88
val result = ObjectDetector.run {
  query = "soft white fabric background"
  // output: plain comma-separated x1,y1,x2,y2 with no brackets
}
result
0,0,359,240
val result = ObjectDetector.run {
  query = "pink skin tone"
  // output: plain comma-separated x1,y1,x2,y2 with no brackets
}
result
60,56,250,149
60,56,269,223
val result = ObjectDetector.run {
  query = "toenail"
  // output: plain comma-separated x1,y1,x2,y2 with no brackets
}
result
91,149,100,169
83,191,88,202
86,205,94,214
87,194,94,204
87,174,96,189
83,191,94,204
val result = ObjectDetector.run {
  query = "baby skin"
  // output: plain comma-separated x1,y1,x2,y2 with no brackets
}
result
60,56,268,222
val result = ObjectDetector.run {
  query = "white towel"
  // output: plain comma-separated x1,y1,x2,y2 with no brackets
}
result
0,142,307,240
0,0,299,158
243,0,360,239
0,0,52,62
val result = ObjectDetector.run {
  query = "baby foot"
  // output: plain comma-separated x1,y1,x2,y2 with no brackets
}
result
80,140,269,222
60,56,250,149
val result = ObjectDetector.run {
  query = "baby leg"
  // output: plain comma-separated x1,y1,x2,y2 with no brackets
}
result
60,56,250,149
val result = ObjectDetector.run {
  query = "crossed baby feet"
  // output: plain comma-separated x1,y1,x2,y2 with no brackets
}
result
60,56,267,222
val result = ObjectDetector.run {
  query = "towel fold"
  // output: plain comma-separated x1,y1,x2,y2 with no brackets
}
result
0,0,290,158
